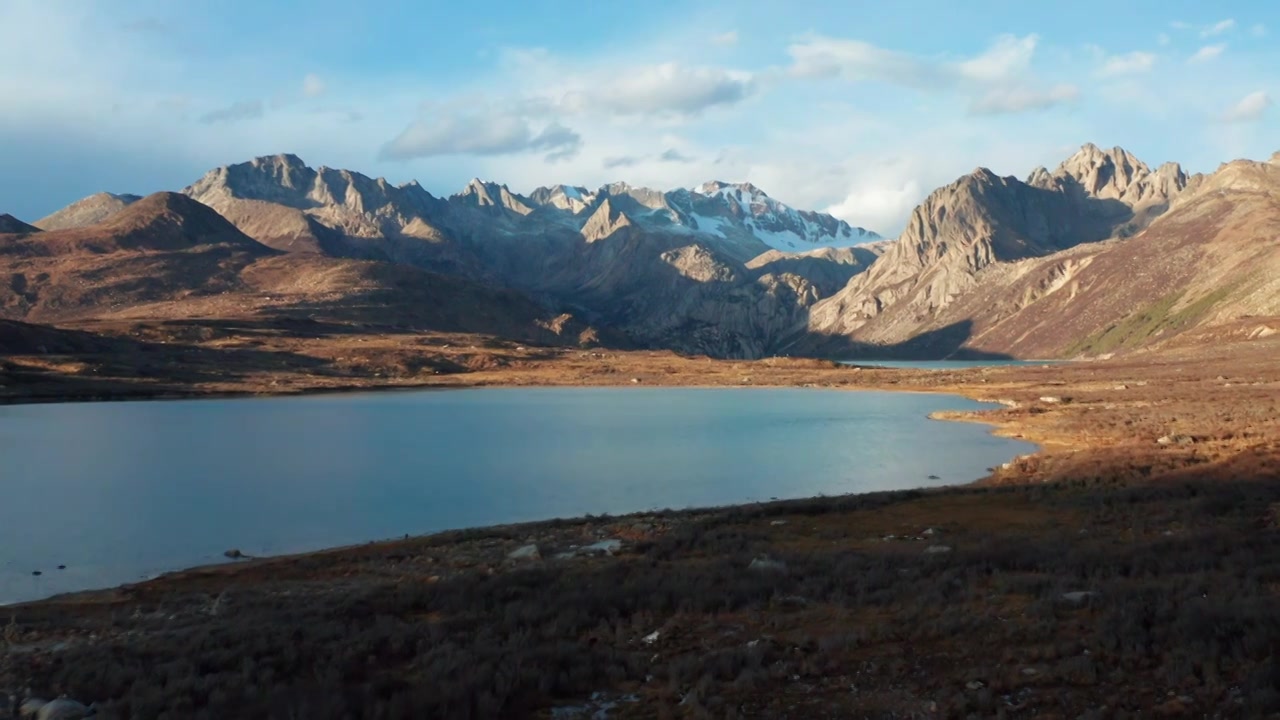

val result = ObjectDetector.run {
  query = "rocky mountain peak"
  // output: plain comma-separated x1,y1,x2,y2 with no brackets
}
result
1026,166,1052,187
696,180,767,198
1269,151,1280,165
251,153,307,169
1053,144,1148,196
455,179,534,215
33,192,143,231
580,198,632,243
966,167,1003,183
527,184,597,213
1024,143,1195,213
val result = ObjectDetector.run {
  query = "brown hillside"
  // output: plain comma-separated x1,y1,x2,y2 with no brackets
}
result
1,192,606,347
871,157,1280,358
33,192,141,230
3,192,275,257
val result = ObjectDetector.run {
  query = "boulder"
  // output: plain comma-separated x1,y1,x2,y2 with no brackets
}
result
507,544,541,561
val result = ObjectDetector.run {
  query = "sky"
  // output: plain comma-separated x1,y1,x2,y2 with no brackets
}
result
1,0,1277,236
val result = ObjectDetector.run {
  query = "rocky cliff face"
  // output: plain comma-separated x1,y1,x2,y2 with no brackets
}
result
37,143,1259,361
171,155,887,357
911,155,1280,357
805,144,1197,349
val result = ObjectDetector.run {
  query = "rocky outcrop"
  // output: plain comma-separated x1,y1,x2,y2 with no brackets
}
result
746,245,885,297
580,199,633,243
453,179,535,216
34,192,141,230
812,152,1280,358
805,144,1199,350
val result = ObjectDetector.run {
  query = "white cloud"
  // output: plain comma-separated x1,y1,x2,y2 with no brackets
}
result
955,34,1038,83
788,37,942,87
1201,19,1236,37
825,178,923,236
659,148,695,163
1221,91,1272,123
1170,21,1192,30
1096,51,1156,77
969,84,1079,115
1253,24,1268,37
711,31,738,46
1188,44,1226,63
302,74,326,98
380,109,581,162
787,34,1072,115
1157,33,1171,46
566,63,756,117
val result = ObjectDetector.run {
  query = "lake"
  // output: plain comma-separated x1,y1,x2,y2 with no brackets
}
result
0,387,1036,604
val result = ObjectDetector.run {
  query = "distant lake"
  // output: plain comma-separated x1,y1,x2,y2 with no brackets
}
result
839,359,1061,371
0,388,1036,604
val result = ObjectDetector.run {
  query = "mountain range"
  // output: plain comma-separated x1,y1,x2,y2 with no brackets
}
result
3,144,1278,360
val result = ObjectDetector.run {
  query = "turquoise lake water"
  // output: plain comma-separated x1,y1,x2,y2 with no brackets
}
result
0,387,1036,604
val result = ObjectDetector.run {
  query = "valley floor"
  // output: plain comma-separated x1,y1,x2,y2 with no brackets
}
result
3,317,1280,718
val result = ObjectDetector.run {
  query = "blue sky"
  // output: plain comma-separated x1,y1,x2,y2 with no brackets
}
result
1,0,1277,234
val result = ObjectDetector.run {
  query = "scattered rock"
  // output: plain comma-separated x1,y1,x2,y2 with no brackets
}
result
507,544,541,561
966,680,985,691
927,474,941,480
1113,384,1128,390
20,698,49,717
1039,396,1063,404
579,539,622,557
35,698,92,720
776,595,809,609
641,630,660,645
1157,434,1195,446
1022,667,1039,676
923,545,952,555
922,528,939,536
770,520,788,526
224,549,246,560
748,557,788,573
629,378,640,384
1061,591,1097,604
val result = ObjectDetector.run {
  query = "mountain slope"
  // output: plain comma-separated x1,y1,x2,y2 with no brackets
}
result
0,193,603,346
34,192,142,230
919,155,1280,358
803,151,1278,358
0,214,40,234
805,145,1196,348
178,155,885,357
746,244,886,297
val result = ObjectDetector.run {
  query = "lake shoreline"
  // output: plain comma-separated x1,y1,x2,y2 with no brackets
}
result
5,336,1280,716
3,385,1031,608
